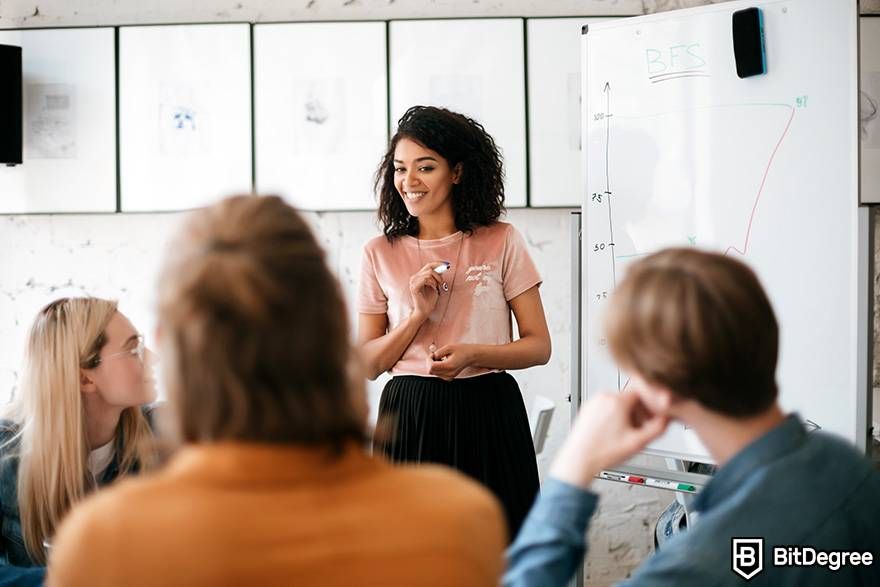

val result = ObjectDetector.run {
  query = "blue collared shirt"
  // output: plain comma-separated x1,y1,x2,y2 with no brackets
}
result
505,415,880,586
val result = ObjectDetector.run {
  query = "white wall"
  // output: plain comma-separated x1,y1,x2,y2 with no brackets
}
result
0,0,641,26
1,0,876,28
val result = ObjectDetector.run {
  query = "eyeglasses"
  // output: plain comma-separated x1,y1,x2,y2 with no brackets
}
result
97,335,146,365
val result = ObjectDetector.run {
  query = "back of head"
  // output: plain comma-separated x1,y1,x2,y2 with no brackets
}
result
157,195,364,448
605,248,779,417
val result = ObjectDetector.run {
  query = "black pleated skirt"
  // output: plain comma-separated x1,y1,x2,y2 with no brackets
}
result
375,372,540,541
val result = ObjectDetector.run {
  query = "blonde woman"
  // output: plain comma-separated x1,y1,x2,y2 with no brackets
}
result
0,297,158,570
48,195,505,587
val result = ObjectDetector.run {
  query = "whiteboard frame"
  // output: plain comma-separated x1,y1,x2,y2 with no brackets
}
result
118,23,253,212
0,27,116,214
857,207,873,455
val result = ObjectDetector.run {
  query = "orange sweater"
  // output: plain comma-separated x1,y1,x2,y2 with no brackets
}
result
48,443,506,586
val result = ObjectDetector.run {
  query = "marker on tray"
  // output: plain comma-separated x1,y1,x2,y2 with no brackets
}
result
644,478,697,492
599,471,697,493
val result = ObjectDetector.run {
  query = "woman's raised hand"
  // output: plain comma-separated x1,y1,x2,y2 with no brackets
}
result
409,262,446,320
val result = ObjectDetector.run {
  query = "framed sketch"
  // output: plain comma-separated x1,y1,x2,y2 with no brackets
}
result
0,28,116,213
119,24,252,212
255,22,387,211
861,16,880,204
390,19,527,207
527,18,609,207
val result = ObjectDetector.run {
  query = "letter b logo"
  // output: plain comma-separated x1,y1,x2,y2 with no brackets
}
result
732,538,764,580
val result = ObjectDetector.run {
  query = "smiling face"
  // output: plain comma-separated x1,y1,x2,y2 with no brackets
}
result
393,137,461,221
84,312,157,409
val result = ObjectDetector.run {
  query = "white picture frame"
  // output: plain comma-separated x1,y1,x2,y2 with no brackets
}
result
119,24,252,212
527,18,609,207
254,21,387,211
390,19,527,207
0,28,116,213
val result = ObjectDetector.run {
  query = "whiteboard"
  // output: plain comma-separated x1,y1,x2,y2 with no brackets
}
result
583,0,862,462
0,28,115,213
254,22,387,211
527,18,609,207
861,16,880,204
119,24,252,212
390,19,527,207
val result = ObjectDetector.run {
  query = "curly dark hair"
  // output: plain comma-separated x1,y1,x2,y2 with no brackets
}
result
374,106,505,240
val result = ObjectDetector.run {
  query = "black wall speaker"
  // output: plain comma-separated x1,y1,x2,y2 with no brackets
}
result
0,44,23,166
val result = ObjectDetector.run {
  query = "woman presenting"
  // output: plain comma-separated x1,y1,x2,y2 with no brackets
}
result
358,105,551,540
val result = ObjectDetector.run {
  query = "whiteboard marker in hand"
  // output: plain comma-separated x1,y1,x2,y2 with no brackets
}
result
434,262,451,275
433,262,451,294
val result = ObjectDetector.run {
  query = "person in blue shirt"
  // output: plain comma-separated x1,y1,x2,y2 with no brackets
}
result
505,247,880,586
0,567,43,587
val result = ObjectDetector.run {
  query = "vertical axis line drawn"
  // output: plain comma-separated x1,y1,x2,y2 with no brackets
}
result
602,81,622,391
724,104,795,256
604,82,617,288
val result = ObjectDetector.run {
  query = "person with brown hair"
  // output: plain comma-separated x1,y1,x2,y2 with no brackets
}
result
505,248,880,586
47,195,506,587
360,106,551,542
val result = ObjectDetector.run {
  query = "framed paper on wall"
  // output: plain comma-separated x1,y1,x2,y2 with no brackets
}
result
390,19,527,207
119,24,252,212
527,18,609,207
0,28,116,213
255,22,387,211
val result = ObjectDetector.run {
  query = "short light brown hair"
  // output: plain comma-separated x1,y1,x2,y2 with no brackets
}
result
157,195,365,448
605,248,778,417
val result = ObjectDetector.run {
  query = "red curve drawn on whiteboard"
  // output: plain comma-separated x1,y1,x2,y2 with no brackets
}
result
725,106,796,256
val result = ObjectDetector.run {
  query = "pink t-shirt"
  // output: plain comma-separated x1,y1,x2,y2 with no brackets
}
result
358,222,542,379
